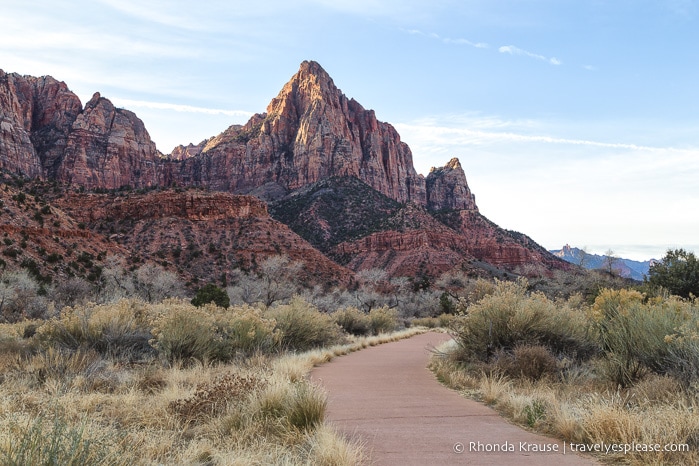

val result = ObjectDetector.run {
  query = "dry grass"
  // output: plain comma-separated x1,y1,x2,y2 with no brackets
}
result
432,340,699,465
0,303,425,465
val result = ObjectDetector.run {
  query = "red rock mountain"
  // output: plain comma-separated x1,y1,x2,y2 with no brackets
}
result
0,61,570,279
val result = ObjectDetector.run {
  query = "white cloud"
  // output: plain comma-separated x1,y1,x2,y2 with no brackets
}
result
394,115,699,259
112,98,254,118
405,29,488,48
499,45,561,65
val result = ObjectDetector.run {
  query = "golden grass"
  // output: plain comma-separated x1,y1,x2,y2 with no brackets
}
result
0,316,425,465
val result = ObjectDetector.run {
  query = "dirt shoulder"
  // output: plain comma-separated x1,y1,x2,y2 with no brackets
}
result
310,331,598,465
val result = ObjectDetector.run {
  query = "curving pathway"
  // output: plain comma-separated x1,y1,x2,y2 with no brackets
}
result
310,332,598,465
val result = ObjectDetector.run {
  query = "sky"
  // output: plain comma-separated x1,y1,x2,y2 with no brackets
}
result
1,0,698,261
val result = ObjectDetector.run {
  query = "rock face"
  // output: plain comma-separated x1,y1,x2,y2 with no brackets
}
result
171,61,437,206
0,62,472,212
0,70,82,178
63,190,269,224
426,158,478,211
58,93,161,189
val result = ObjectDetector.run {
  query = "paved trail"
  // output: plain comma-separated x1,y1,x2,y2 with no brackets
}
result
311,332,598,465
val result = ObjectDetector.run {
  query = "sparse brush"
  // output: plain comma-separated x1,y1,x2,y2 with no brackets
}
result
169,372,266,421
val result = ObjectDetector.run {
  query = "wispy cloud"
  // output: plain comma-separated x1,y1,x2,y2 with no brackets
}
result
498,45,561,65
405,29,488,48
112,98,254,118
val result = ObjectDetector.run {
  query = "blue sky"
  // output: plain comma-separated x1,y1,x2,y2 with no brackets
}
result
2,0,698,260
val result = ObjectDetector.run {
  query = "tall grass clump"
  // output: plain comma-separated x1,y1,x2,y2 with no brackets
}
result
0,413,133,466
265,297,344,351
449,279,595,364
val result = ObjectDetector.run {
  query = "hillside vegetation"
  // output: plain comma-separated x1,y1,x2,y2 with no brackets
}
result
433,279,699,464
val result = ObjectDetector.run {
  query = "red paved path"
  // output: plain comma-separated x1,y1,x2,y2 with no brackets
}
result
311,332,598,465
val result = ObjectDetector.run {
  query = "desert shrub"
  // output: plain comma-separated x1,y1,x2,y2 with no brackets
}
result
169,372,266,421
494,345,560,380
450,279,595,363
662,301,699,386
589,289,690,386
150,300,279,363
0,413,132,466
332,307,371,336
367,306,399,335
265,297,344,351
34,300,154,361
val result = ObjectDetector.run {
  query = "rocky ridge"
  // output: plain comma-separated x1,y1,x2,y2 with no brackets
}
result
0,61,570,280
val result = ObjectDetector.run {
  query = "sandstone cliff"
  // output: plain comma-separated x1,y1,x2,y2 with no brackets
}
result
0,70,82,179
57,93,161,189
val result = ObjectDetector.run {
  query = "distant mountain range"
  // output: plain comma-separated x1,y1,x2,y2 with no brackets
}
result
550,245,657,281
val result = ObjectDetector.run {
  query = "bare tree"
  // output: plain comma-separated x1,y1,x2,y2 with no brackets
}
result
134,263,183,303
603,249,619,276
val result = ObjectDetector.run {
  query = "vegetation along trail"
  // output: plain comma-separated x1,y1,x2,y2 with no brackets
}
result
311,332,597,465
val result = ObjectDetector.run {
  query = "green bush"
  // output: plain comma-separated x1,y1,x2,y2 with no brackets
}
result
646,248,699,299
450,279,595,363
191,283,230,308
265,297,343,351
333,307,371,336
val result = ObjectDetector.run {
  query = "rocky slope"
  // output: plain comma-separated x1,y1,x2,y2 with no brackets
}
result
54,189,353,286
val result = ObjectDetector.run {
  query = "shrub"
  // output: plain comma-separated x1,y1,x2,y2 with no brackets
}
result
34,300,154,361
450,279,595,363
266,297,344,351
367,306,399,335
191,283,230,308
150,300,279,363
494,345,560,380
251,380,327,432
589,289,690,386
332,307,371,336
169,372,266,421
